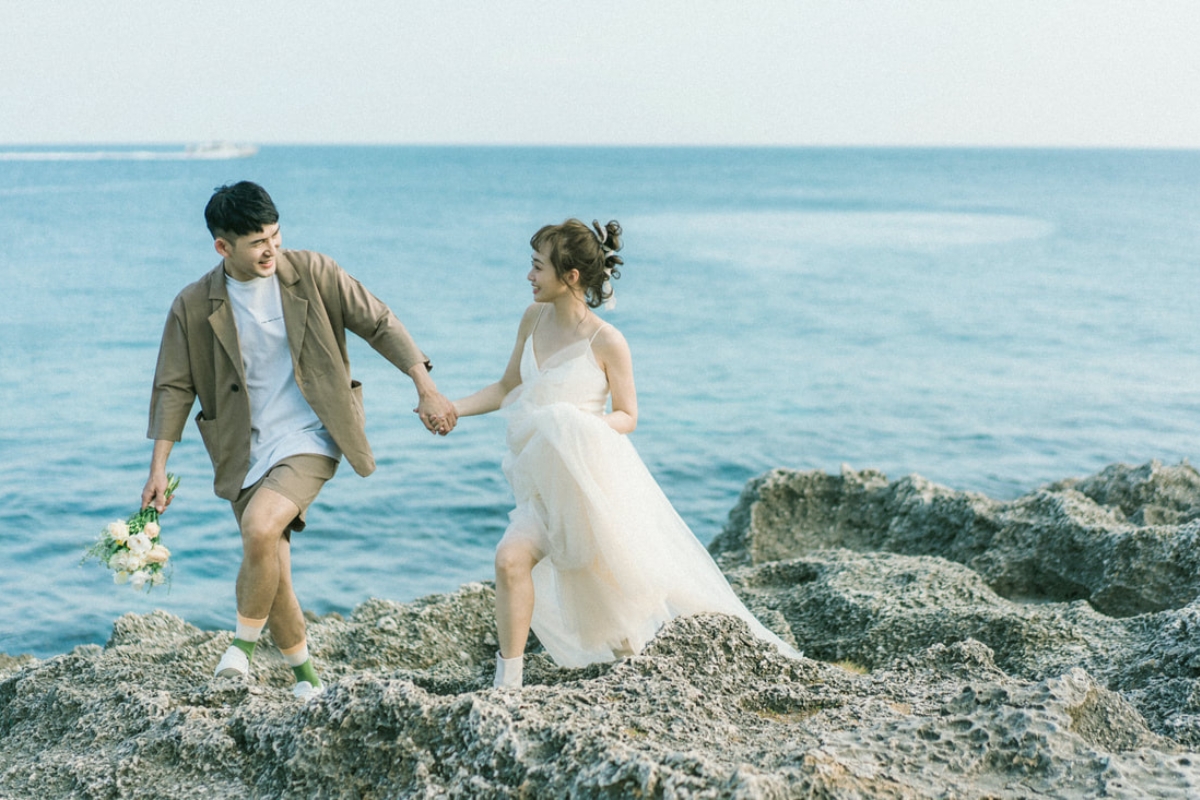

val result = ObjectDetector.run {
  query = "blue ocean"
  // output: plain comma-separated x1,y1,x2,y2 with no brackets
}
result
3,146,1198,659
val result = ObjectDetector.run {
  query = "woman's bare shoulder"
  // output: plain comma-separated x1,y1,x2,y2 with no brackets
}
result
517,303,543,335
591,320,630,358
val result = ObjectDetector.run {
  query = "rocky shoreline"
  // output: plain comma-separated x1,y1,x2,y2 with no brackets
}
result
4,461,1200,798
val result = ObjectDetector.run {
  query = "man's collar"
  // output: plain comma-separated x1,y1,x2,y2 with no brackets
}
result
206,250,298,298
274,250,299,286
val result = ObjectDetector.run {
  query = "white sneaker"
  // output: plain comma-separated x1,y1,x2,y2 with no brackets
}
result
214,645,250,678
292,681,324,701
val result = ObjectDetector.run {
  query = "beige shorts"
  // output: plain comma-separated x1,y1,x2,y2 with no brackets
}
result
231,454,339,538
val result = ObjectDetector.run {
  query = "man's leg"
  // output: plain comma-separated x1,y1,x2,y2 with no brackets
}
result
215,486,300,678
218,455,337,693
268,536,322,691
236,486,304,637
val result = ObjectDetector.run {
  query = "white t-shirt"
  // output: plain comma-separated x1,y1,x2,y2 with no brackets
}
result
225,273,341,487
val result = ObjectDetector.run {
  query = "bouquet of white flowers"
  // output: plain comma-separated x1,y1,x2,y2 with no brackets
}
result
84,474,180,592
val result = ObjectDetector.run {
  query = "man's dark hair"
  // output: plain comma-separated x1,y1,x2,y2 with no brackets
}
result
204,181,279,240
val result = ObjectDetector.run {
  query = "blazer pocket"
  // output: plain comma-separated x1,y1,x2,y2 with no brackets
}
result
349,380,365,424
195,411,221,463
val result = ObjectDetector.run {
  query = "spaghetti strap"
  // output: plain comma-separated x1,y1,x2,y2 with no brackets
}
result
531,304,548,334
588,322,609,345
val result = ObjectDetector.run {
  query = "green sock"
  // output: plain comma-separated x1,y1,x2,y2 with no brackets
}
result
233,615,266,658
231,638,257,660
291,658,321,687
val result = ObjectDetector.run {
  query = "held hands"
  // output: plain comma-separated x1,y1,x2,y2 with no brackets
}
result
414,392,459,436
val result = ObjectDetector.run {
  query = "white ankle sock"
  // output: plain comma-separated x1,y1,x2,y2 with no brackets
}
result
234,613,267,644
281,641,310,668
494,652,523,688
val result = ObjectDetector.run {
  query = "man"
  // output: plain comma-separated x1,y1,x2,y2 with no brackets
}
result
141,181,456,700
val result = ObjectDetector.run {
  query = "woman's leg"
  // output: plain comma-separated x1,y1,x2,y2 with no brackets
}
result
493,535,542,659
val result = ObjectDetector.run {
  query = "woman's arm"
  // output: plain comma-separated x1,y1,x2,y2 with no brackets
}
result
453,305,537,418
594,326,638,434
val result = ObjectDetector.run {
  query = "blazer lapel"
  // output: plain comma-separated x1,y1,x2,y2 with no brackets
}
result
206,265,247,386
276,253,308,363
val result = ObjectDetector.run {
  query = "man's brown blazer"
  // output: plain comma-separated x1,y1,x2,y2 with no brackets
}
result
147,249,428,501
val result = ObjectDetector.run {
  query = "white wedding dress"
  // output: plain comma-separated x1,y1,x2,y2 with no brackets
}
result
499,311,800,668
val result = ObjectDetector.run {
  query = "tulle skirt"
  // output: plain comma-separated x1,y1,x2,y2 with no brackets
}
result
501,399,799,667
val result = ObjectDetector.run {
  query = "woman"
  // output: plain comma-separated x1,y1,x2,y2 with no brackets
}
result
447,219,800,688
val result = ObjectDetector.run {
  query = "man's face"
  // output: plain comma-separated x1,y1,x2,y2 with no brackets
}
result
217,224,281,282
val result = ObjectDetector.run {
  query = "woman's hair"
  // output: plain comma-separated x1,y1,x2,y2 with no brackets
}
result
530,218,624,309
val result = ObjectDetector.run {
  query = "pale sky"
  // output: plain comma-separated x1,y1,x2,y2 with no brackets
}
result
2,1,1197,148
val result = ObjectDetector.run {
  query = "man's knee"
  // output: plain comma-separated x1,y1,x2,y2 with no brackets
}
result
238,489,300,549
240,514,290,556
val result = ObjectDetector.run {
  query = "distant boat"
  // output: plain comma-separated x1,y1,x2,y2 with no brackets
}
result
0,142,259,161
183,141,259,159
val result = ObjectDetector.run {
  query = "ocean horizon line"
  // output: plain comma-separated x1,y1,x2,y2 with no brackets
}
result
2,141,1198,155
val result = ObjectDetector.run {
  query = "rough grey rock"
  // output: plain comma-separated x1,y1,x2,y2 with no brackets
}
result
3,461,1200,798
1048,459,1200,526
711,460,1200,617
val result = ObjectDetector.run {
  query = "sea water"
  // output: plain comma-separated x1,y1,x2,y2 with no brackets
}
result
2,145,1198,658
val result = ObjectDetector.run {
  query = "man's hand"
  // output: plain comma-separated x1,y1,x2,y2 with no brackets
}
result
141,472,174,514
142,439,177,512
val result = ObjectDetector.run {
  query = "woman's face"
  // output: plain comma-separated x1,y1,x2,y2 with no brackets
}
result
527,244,577,302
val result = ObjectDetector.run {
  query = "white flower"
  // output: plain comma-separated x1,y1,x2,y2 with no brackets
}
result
127,532,153,556
106,521,130,544
115,550,146,572
85,473,180,593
